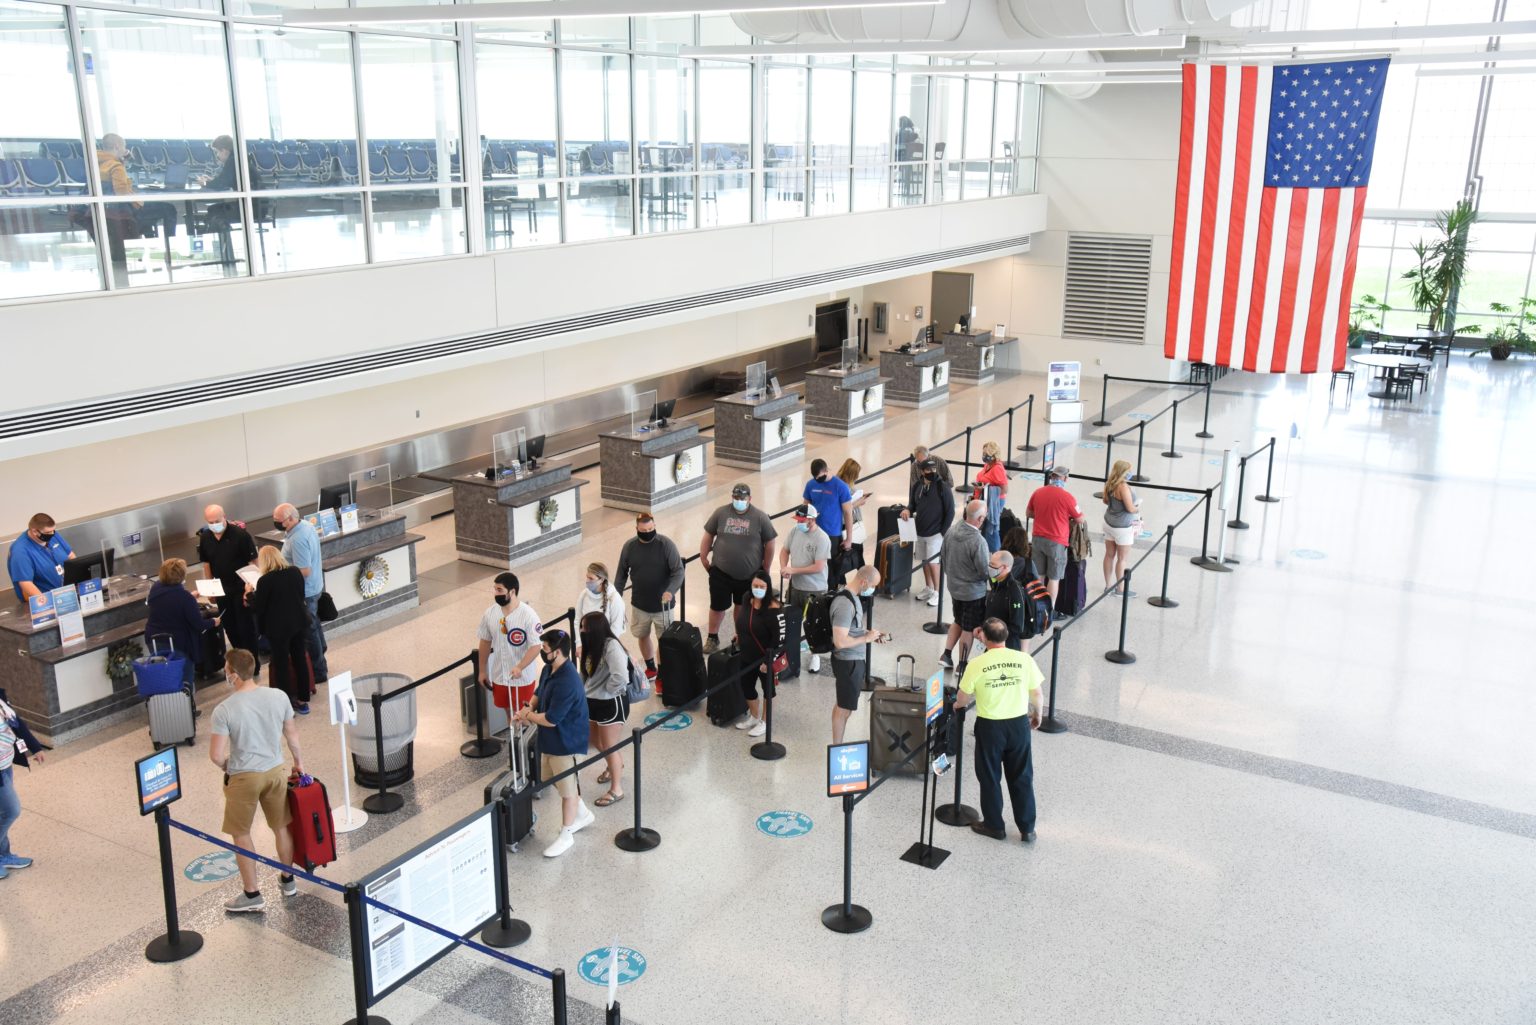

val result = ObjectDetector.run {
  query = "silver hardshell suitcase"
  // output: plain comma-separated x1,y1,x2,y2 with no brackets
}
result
148,685,196,749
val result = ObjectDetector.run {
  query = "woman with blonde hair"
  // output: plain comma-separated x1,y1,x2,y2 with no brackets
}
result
835,458,870,576
247,545,314,713
1101,459,1141,597
972,440,1010,552
574,561,626,660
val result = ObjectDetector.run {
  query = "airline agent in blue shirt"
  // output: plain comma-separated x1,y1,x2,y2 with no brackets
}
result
8,514,75,601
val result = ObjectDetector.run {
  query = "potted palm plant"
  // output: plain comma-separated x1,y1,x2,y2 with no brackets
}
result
1400,199,1478,332
1348,294,1389,347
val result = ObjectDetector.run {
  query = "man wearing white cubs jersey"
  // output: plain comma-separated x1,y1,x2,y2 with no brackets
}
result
477,572,543,712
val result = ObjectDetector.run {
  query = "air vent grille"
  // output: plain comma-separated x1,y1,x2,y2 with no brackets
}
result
1062,233,1152,344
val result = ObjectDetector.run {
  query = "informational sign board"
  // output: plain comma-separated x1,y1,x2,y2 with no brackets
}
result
339,504,361,534
329,671,357,727
28,591,56,628
77,577,105,613
1047,361,1082,403
52,585,85,648
136,747,182,815
362,806,498,1003
924,671,945,725
826,741,870,797
1041,440,1056,476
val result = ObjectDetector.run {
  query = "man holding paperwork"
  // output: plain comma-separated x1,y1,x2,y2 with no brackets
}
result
198,504,261,676
954,618,1043,844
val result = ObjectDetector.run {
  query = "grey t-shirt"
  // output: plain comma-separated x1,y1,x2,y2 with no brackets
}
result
828,590,866,662
703,504,778,580
211,687,293,776
786,525,832,593
583,637,630,699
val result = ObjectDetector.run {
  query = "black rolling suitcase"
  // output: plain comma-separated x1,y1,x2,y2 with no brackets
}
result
196,625,226,680
780,603,803,680
484,722,538,852
706,649,748,726
876,536,913,598
658,621,706,708
869,686,926,777
877,504,905,544
1056,558,1088,617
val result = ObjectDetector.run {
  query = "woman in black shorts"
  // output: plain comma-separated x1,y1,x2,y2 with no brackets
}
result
579,611,630,807
733,569,784,739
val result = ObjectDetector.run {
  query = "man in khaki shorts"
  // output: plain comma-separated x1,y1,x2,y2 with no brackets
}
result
614,513,684,682
209,648,305,912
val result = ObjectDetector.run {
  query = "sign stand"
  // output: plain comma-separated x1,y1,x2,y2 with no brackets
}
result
1046,360,1084,424
329,672,369,833
900,679,950,869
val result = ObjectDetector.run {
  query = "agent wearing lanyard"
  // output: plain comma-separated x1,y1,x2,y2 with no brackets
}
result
7,514,75,601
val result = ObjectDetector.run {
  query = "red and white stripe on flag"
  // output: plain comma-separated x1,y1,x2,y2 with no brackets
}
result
1164,63,1367,374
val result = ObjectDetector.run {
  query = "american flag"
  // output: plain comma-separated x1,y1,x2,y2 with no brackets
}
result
1164,59,1390,374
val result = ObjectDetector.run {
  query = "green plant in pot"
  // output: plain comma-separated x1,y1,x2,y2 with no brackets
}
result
1348,294,1390,348
1401,199,1477,332
1483,298,1536,360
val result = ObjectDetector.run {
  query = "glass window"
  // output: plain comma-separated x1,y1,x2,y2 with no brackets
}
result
359,34,462,185
562,51,632,177
993,80,1017,159
764,64,807,167
931,75,964,200
1396,74,1478,210
635,57,693,167
253,191,367,275
564,180,632,242
1016,82,1041,157
1478,76,1536,216
475,44,557,181
472,19,552,45
637,174,695,234
853,71,892,165
559,16,627,49
370,187,465,261
634,15,694,52
810,66,851,167
0,1,101,298
484,181,556,249
698,13,750,46
964,78,993,160
230,0,347,17
893,71,929,204
699,61,751,228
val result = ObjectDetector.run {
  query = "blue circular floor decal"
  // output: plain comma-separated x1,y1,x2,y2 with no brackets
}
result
184,851,240,883
643,711,691,731
1291,549,1327,560
1208,458,1223,465
1137,530,1155,540
577,946,648,987
1077,441,1105,450
756,810,813,838
1169,493,1198,502
1128,412,1153,420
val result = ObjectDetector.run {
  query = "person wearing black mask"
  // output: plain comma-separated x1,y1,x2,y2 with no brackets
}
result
7,513,75,601
476,572,544,714
614,513,684,682
901,459,955,607
803,458,854,585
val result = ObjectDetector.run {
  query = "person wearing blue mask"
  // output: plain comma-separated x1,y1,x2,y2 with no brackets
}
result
829,565,891,744
573,561,626,661
7,514,75,601
779,504,831,674
699,483,778,654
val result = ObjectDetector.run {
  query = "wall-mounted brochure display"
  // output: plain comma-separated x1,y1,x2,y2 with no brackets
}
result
362,805,498,1003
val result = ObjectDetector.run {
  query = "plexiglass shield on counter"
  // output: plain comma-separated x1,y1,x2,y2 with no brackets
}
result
631,389,657,434
745,361,767,399
103,525,162,583
493,429,528,479
840,340,860,372
349,464,394,516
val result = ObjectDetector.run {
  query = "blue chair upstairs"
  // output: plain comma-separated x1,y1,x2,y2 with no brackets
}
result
20,158,62,194
0,159,22,196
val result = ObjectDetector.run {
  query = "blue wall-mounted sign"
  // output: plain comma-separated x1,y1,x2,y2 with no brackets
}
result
755,810,813,838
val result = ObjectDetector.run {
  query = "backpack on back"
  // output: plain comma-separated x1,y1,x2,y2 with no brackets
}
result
803,589,854,655
1023,579,1053,639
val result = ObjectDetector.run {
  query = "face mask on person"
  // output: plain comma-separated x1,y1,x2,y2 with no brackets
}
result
983,454,996,463
860,586,876,597
540,649,555,665
586,580,603,595
494,593,510,607
798,522,811,533
37,531,55,543
273,519,286,532
817,472,829,482
636,530,655,543
922,471,935,481
208,520,227,535
732,499,749,512
751,586,767,599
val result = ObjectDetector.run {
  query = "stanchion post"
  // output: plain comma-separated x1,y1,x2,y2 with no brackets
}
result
934,702,980,826
461,649,502,759
614,727,661,852
1255,437,1281,502
961,427,974,488
1227,457,1250,530
922,560,950,635
144,807,204,964
1037,628,1067,734
606,1002,622,1025
1104,570,1137,665
1190,488,1231,572
1196,380,1215,438
1130,421,1149,483
1162,397,1184,459
551,968,569,1025
751,663,786,761
344,884,390,1025
362,692,403,814
1018,395,1039,452
821,793,872,933
1093,376,1112,427
1147,525,1180,609
481,799,531,948
1103,432,1114,481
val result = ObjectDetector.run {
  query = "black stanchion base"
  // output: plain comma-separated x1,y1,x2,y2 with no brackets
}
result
362,792,405,814
614,827,661,852
750,740,787,761
1190,556,1235,574
343,1015,391,1025
1195,431,1215,439
899,842,950,869
1128,474,1151,484
1104,649,1137,665
821,903,873,934
145,931,204,964
1004,461,1026,473
1016,443,1040,452
921,622,951,635
1227,519,1250,530
1037,716,1069,735
1147,596,1180,609
934,802,981,827
481,917,532,949
1092,419,1112,428
1161,451,1184,459
1254,495,1281,503
863,675,886,691
460,738,503,759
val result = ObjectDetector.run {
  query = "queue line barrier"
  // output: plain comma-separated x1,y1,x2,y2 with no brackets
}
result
1091,374,1216,441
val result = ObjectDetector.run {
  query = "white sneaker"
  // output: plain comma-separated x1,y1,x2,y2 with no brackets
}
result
735,715,759,731
809,654,822,674
914,587,931,602
926,592,939,607
543,828,575,858
570,801,596,834
748,719,767,738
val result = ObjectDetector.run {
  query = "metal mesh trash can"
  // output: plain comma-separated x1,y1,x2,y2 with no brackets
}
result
349,672,417,789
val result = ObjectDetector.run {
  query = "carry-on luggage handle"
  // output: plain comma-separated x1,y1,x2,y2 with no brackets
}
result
897,653,916,691
148,634,177,657
311,812,324,844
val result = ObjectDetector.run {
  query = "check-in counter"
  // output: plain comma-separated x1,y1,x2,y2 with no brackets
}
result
943,330,1019,385
880,346,951,408
255,510,422,632
712,390,806,471
598,422,711,512
422,462,589,567
803,364,889,437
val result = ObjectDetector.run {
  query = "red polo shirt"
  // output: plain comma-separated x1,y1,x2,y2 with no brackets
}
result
1025,486,1082,546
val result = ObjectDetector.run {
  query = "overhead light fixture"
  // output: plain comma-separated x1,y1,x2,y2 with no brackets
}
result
283,0,940,28
1202,19,1536,47
681,34,1187,58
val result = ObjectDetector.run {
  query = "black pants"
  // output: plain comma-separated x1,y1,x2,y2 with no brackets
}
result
267,632,314,708
216,594,261,672
972,715,1036,835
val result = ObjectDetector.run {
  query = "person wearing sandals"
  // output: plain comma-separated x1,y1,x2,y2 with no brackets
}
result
578,611,630,809
734,569,785,738
1101,459,1142,597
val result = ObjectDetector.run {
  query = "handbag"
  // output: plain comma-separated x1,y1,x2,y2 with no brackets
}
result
624,657,652,704
132,636,188,697
316,591,339,622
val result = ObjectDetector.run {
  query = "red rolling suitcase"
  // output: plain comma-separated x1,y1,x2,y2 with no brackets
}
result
287,773,337,872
